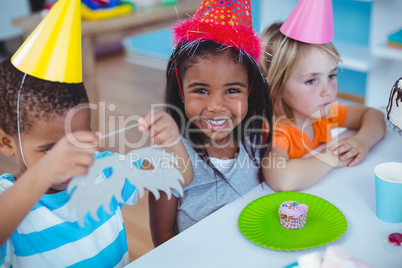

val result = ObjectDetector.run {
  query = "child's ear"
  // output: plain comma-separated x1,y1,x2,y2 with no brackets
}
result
0,128,16,157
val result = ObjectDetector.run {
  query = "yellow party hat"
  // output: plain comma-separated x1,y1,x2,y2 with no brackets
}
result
11,0,82,83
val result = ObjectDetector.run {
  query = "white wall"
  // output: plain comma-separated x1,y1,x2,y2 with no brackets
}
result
0,0,30,41
259,0,297,31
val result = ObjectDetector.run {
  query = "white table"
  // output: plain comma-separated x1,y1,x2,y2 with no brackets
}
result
129,129,402,268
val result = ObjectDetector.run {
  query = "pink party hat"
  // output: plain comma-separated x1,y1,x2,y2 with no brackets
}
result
280,0,334,44
173,0,261,62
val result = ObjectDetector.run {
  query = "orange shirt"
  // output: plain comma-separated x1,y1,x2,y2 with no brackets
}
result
273,103,348,159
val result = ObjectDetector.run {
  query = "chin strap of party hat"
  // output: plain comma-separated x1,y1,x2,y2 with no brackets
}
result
16,73,28,168
174,58,184,99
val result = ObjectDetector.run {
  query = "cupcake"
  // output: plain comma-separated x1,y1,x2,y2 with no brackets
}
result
279,201,308,229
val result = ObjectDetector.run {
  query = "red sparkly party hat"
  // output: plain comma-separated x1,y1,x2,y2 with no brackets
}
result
173,0,261,62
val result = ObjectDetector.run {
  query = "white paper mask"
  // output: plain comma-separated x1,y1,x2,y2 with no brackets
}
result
67,147,184,225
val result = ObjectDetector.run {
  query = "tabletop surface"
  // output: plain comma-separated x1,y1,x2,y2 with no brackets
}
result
128,129,402,268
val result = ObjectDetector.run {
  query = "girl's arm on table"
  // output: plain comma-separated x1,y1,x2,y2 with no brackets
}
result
262,146,348,192
148,192,178,247
330,105,386,167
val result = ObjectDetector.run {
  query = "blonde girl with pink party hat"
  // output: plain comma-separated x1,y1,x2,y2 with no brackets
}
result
138,0,274,246
260,0,386,192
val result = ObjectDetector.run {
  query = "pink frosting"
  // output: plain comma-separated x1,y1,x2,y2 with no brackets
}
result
279,201,308,218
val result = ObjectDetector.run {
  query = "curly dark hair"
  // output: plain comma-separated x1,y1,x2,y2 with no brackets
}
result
165,41,273,184
0,58,89,135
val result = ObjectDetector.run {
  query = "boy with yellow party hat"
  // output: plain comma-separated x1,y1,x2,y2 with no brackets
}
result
0,0,137,266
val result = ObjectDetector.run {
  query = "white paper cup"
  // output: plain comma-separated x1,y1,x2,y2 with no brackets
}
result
375,162,402,223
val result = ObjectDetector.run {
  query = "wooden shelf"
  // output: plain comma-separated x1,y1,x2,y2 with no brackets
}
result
333,41,371,72
372,45,402,61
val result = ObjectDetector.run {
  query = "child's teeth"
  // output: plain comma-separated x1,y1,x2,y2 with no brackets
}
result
206,119,227,125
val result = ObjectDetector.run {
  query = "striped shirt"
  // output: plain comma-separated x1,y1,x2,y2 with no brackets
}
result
0,151,141,268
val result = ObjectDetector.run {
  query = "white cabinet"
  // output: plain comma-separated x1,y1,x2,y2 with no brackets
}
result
366,0,402,109
259,0,402,109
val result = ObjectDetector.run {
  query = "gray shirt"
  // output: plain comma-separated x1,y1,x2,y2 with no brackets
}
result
176,137,261,232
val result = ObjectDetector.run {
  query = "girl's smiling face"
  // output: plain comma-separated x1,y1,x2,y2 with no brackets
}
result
182,52,249,145
282,47,338,123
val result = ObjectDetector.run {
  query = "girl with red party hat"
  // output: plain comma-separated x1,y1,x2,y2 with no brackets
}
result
138,0,274,246
260,0,385,192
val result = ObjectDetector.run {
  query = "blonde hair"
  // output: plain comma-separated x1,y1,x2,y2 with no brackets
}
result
260,22,341,121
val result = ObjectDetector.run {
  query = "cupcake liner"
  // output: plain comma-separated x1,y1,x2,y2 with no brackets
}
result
280,214,307,229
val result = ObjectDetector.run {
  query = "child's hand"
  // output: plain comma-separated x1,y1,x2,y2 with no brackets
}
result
319,147,349,168
37,131,98,186
138,110,181,149
138,110,194,187
329,136,369,167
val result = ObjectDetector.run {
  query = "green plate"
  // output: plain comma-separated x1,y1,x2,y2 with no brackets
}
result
238,192,347,251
